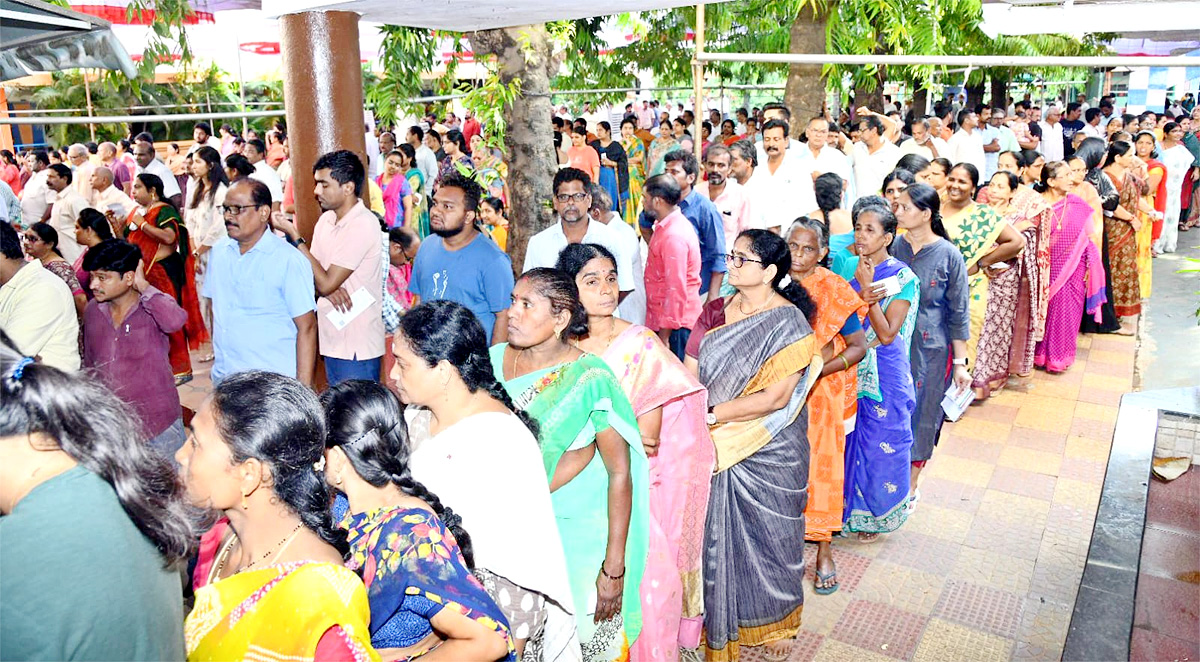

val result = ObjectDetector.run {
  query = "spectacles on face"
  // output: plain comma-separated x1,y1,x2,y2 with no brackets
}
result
220,204,260,217
555,192,589,203
726,253,765,268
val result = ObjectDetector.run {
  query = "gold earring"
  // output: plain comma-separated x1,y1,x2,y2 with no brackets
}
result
241,492,249,509
335,474,343,486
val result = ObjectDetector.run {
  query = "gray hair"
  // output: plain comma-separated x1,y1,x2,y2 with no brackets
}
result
588,183,613,214
787,216,829,251
68,143,88,158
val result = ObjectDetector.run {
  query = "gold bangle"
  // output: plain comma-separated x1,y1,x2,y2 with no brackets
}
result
838,353,850,371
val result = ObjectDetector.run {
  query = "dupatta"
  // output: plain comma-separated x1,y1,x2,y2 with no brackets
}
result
848,257,920,403
186,561,378,662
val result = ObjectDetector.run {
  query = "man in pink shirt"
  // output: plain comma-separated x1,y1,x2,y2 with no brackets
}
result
274,149,384,384
696,143,755,251
566,126,601,181
642,173,702,360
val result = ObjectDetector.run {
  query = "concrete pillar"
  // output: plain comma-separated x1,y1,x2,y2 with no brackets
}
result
280,10,367,242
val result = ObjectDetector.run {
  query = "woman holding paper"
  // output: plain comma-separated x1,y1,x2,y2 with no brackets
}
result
841,199,919,542
890,183,971,511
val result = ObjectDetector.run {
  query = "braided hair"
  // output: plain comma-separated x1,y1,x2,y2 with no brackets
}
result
319,380,475,568
397,300,539,439
209,371,347,554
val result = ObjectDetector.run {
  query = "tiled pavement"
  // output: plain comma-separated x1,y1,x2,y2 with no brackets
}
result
735,332,1138,662
179,334,1138,662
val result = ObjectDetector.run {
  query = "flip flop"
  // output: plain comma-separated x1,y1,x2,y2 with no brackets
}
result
814,568,839,595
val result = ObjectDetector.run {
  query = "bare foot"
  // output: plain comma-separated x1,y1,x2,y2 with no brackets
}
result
762,639,792,662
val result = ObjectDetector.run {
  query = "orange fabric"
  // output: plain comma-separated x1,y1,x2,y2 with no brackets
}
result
800,267,867,542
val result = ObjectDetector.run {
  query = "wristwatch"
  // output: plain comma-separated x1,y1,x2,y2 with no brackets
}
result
706,406,718,426
952,357,969,366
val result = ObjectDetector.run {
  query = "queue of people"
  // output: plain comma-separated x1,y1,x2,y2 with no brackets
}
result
0,96,1189,662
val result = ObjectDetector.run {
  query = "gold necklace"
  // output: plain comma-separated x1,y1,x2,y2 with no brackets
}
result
737,290,776,316
212,523,303,579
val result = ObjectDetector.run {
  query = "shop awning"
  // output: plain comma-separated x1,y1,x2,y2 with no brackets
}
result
1,0,137,81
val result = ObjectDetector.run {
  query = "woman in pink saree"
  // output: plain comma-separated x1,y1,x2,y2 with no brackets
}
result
1034,162,1108,374
557,243,714,662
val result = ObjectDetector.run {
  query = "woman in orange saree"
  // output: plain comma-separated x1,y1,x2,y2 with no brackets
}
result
787,218,867,596
558,243,714,662
122,173,208,382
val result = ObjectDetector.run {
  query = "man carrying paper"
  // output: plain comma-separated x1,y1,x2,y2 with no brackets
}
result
273,150,384,385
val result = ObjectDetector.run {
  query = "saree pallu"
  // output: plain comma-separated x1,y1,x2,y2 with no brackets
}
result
1081,170,1122,334
801,268,867,543
1071,181,1105,252
339,506,515,658
186,561,378,662
623,138,646,227
125,203,208,377
405,168,430,238
647,138,679,178
1035,194,1106,373
973,189,1051,394
696,305,819,662
844,258,919,534
1145,159,1167,242
1104,170,1145,318
944,203,1007,367
493,348,648,662
602,326,712,662
375,173,409,229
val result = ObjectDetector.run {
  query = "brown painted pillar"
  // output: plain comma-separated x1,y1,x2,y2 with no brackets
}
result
280,10,367,242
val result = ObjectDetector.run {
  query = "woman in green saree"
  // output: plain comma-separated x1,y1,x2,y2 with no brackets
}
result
491,268,649,662
940,163,1026,365
398,143,429,238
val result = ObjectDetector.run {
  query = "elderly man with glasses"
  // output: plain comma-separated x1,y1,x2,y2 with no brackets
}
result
201,177,316,386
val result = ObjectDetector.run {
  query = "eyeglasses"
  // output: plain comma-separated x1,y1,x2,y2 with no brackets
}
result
726,253,765,268
220,204,260,217
555,192,589,203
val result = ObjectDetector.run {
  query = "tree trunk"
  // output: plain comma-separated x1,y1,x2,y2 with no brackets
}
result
912,87,929,117
471,25,558,274
989,75,1009,111
853,66,885,114
965,81,986,111
784,1,832,123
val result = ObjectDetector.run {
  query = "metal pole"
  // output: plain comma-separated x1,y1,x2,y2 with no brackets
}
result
692,3,705,164
697,52,1200,68
235,31,248,134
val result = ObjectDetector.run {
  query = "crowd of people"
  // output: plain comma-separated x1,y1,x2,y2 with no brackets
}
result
1,89,1198,662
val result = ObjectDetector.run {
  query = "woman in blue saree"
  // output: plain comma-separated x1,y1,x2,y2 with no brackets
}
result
841,198,919,542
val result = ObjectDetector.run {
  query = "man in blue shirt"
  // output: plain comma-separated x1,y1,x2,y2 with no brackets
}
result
641,149,727,301
204,178,317,385
408,171,514,343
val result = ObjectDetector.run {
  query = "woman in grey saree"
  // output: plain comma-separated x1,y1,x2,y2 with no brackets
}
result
684,230,822,662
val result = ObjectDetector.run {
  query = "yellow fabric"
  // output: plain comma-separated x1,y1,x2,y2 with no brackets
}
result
703,604,804,662
711,337,820,473
366,179,386,217
186,562,378,662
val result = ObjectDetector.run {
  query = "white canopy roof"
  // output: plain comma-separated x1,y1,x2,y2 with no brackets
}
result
980,0,1200,39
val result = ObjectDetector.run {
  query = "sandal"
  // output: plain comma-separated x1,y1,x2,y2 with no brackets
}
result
814,568,840,595
857,532,879,544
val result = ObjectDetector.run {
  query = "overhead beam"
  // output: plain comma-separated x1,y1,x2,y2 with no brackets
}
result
697,53,1200,68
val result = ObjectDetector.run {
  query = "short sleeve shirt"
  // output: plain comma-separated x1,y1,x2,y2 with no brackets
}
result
408,232,514,343
203,231,317,382
311,201,386,360
522,219,636,292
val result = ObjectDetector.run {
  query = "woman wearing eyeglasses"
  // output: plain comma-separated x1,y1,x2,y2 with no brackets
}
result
683,229,822,661
120,172,209,383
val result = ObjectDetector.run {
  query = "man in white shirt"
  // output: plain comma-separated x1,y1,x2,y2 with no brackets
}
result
408,125,438,197
132,140,183,208
67,144,95,201
946,110,987,174
1081,107,1104,138
755,103,806,165
849,114,903,201
43,164,91,264
800,116,855,205
981,108,1015,179
20,150,55,225
186,122,222,156
588,184,646,325
748,118,818,232
898,117,944,160
0,222,79,371
89,167,135,219
696,144,755,249
1038,106,1065,162
244,138,283,210
523,168,636,301
364,124,381,179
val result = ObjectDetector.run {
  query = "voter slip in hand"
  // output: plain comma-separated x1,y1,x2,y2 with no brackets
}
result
941,382,976,423
325,287,376,330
